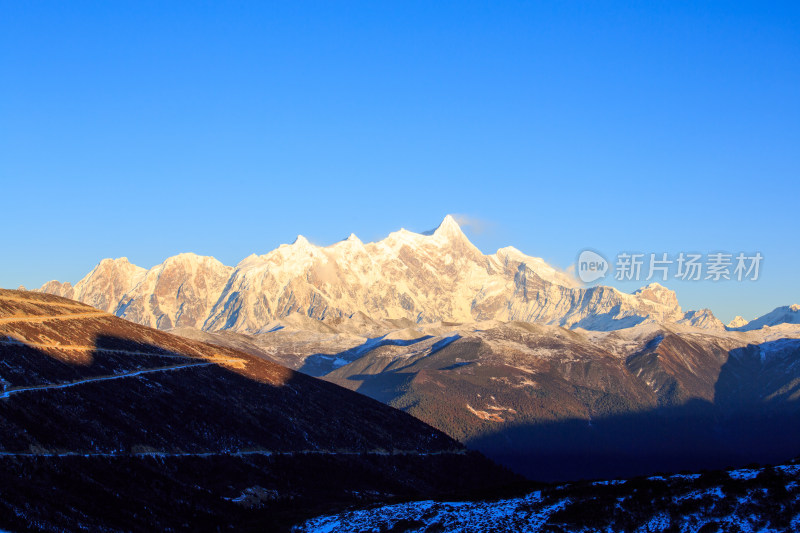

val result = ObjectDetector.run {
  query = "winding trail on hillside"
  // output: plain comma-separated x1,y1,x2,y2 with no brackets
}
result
0,339,193,358
0,311,108,325
0,361,213,399
0,448,467,458
0,295,95,309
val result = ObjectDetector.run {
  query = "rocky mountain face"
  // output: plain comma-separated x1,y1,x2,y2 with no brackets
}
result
39,215,755,334
40,256,147,313
114,253,233,330
0,289,517,531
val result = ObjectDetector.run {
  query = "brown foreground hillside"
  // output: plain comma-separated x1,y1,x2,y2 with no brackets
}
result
0,290,518,531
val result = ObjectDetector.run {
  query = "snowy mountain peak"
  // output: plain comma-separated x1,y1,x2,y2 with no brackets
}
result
276,235,322,257
734,304,800,331
430,214,464,239
89,256,146,278
727,316,748,329
414,214,470,245
495,246,528,262
384,228,428,249
291,235,312,247
235,253,264,270
163,252,211,264
633,283,680,309
99,257,133,266
679,308,725,330
494,247,579,288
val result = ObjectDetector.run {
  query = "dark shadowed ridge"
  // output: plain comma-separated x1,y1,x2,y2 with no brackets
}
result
0,289,521,531
324,324,800,482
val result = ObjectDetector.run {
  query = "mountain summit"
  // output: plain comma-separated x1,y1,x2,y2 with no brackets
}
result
423,214,466,239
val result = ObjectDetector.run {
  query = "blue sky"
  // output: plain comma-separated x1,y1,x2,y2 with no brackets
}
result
1,1,798,322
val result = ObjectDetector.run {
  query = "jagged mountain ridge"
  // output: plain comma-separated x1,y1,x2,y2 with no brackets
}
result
39,215,751,333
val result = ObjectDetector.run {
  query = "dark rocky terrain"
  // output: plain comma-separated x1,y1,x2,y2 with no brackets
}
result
296,458,800,532
0,290,518,531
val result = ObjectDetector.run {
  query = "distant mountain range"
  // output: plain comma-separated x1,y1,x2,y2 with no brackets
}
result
37,215,796,333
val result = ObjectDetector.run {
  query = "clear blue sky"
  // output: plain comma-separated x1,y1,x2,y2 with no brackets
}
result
1,1,798,322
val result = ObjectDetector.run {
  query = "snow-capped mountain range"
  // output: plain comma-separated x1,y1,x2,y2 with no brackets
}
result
730,304,800,331
37,215,792,334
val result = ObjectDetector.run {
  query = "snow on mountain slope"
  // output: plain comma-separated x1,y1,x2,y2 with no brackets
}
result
735,304,800,331
37,216,745,334
679,308,726,330
114,253,233,329
41,258,147,313
727,315,749,329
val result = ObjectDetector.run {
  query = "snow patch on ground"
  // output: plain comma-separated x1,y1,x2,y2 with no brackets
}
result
295,460,800,532
729,468,760,480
